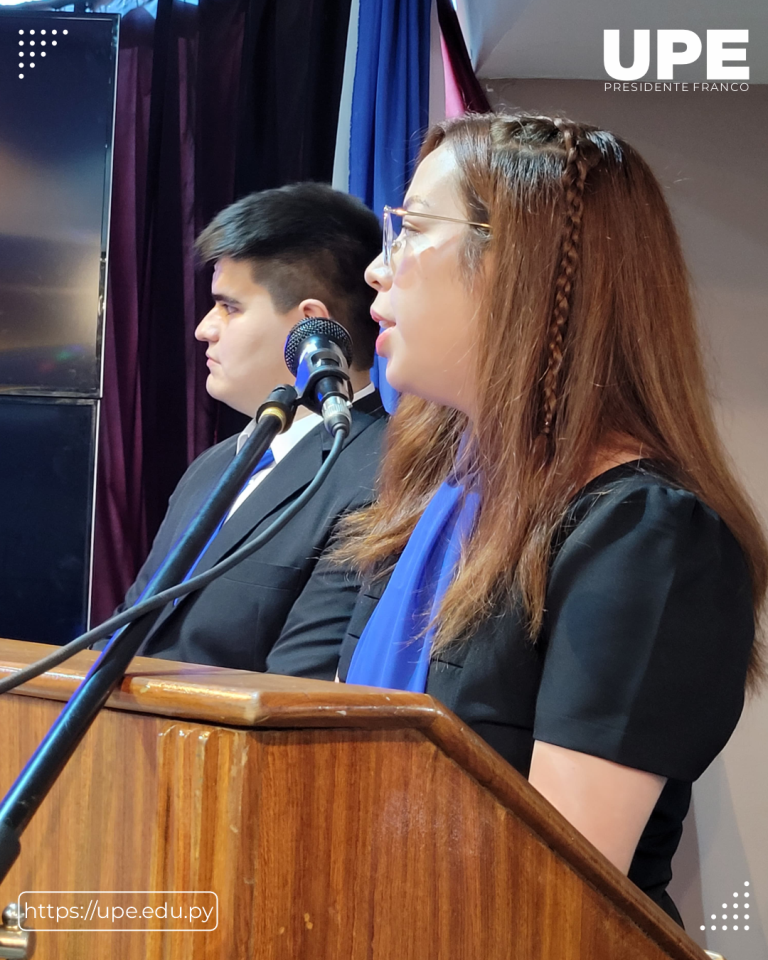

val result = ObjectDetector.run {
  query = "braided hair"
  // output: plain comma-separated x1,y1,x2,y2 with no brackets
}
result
540,120,602,440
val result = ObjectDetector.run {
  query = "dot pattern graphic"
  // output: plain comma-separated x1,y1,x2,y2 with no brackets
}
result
15,25,70,79
699,882,752,934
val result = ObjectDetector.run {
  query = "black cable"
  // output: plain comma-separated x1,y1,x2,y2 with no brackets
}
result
0,428,347,696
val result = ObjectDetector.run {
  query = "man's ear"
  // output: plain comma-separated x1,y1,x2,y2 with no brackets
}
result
296,299,365,376
298,299,332,320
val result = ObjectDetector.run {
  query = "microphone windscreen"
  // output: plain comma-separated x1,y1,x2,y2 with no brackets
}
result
284,318,353,375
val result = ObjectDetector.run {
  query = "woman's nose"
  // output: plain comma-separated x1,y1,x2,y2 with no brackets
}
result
364,252,392,291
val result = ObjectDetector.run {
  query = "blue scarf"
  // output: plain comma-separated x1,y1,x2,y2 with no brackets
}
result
346,478,479,692
370,353,400,414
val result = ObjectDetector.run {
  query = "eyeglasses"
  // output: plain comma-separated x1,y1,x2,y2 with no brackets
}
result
382,205,491,267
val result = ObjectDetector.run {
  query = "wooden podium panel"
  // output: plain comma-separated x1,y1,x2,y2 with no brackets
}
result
0,639,709,960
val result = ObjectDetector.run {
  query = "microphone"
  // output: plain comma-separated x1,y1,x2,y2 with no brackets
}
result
284,318,354,436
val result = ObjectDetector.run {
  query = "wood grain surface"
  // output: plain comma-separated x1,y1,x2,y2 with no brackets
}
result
0,639,709,959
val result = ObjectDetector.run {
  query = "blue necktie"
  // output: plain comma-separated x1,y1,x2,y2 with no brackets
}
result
173,447,275,602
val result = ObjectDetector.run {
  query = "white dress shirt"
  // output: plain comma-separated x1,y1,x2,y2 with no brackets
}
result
226,382,376,520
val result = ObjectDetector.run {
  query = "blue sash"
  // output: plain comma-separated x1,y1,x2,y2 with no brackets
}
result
346,479,479,691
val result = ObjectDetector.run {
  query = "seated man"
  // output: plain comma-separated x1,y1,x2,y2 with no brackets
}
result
115,183,386,680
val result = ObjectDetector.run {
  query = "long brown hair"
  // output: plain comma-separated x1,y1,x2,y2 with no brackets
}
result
340,113,768,685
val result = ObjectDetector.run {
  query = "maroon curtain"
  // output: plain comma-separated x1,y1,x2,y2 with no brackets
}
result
92,0,352,624
435,0,491,113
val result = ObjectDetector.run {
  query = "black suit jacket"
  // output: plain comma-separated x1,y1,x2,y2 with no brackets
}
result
117,392,387,679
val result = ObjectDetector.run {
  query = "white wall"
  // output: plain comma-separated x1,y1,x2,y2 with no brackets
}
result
457,0,768,83
486,78,768,960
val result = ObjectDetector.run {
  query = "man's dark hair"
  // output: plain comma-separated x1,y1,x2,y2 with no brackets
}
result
196,183,381,370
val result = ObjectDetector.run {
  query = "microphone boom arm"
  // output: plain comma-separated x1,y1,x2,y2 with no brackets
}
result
0,385,299,884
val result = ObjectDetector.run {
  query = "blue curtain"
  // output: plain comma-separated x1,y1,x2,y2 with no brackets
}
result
348,0,432,413
349,0,432,215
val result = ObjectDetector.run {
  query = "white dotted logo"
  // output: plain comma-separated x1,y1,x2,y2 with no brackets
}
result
16,26,69,80
700,881,751,933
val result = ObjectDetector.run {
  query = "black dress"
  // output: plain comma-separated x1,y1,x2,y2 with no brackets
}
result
337,461,755,924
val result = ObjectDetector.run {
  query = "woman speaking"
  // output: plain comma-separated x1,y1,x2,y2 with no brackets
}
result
336,113,768,923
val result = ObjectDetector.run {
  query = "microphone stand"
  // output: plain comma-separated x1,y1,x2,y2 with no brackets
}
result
0,385,298,885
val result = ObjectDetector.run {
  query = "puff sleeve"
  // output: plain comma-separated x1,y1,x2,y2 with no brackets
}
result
533,483,754,781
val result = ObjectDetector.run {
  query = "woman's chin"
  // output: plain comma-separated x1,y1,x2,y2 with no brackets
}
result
382,359,406,393
384,369,422,401
384,361,463,410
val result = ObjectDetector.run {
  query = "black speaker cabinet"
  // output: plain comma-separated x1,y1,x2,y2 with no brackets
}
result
0,11,118,642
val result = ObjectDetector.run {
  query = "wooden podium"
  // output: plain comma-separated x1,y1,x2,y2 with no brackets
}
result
0,638,709,960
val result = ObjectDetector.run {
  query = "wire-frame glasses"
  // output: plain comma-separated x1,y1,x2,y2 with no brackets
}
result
382,205,491,267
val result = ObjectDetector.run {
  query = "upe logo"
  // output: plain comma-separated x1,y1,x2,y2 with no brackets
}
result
604,30,749,81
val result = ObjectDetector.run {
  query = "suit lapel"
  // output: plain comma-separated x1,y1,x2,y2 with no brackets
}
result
170,440,238,537
190,392,385,576
143,440,320,634
191,429,324,575
150,392,385,638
